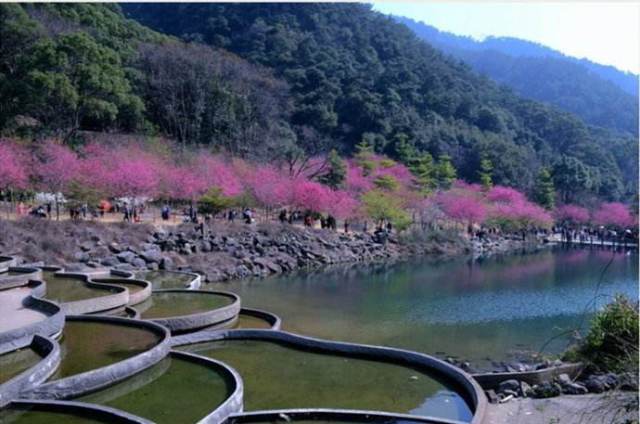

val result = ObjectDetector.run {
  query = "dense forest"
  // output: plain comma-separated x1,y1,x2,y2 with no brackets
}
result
0,3,637,205
396,16,639,137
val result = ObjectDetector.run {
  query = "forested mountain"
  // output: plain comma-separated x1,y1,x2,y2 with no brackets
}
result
396,16,639,136
0,3,636,203
123,3,637,201
0,3,294,159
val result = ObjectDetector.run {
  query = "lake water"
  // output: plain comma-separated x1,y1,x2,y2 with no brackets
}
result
210,246,638,370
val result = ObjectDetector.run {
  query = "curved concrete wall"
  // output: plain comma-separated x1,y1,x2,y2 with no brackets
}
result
0,281,64,354
143,289,241,333
0,335,61,407
0,256,19,272
40,271,130,315
172,329,487,424
170,350,244,423
4,399,153,424
239,308,282,331
92,277,152,306
23,316,171,400
0,267,42,290
226,409,467,424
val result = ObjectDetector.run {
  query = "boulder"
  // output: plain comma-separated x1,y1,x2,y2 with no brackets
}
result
497,379,520,394
531,382,562,398
131,258,147,269
116,251,136,264
140,250,162,263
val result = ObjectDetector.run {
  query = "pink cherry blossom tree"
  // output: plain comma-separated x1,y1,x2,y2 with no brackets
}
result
554,204,590,225
436,190,487,225
592,202,635,228
0,140,29,217
37,141,82,219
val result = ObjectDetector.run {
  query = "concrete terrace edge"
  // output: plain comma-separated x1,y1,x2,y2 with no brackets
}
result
91,277,152,306
143,289,241,332
225,408,468,424
239,307,282,330
22,315,171,400
171,329,488,424
170,350,244,423
472,363,584,390
5,399,154,423
39,270,130,314
0,281,65,354
0,335,61,407
0,267,42,290
0,256,20,272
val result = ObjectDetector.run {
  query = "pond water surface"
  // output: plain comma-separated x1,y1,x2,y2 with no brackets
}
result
77,354,232,423
42,272,116,303
210,246,638,369
0,347,42,384
138,291,233,319
50,320,161,380
180,339,472,421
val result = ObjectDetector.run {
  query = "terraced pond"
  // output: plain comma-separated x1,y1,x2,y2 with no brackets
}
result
135,271,194,289
138,291,233,319
212,247,638,369
50,320,161,380
77,353,233,423
0,406,119,424
0,347,42,385
180,339,472,421
42,272,116,303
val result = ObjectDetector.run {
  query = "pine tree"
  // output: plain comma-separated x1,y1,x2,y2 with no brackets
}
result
436,155,456,190
409,152,435,194
319,149,346,189
478,157,493,190
533,168,556,209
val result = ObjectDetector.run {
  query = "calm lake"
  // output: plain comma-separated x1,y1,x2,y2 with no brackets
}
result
211,246,638,369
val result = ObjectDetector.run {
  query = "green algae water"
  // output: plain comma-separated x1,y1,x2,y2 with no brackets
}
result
78,354,233,423
0,407,117,424
211,247,638,369
95,279,145,294
234,313,273,329
42,272,116,303
136,271,194,289
139,291,232,319
180,339,472,421
0,348,42,384
50,320,161,380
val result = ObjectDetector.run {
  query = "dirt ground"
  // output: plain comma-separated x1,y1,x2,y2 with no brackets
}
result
485,392,638,424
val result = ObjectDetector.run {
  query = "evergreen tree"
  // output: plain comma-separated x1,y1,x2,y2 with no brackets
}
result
319,149,346,189
533,168,556,209
478,157,493,190
436,155,456,190
408,152,435,194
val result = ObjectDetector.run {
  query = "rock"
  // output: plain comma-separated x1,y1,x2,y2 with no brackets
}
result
73,251,89,262
199,241,212,253
584,373,619,393
520,381,534,397
131,258,146,269
146,262,159,271
486,389,499,404
140,250,162,263
79,241,93,252
556,374,587,395
108,243,123,254
100,256,119,267
503,389,519,398
159,257,174,270
531,382,562,398
618,372,638,391
116,251,136,264
498,379,520,394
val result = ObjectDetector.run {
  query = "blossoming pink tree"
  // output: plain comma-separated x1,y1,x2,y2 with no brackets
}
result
436,190,487,226
592,202,635,229
37,141,82,219
554,204,590,226
0,140,29,217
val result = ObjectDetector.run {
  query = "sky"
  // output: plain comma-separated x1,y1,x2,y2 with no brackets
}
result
373,2,640,74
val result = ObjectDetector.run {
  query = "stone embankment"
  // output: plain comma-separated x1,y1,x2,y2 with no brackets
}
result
0,218,547,283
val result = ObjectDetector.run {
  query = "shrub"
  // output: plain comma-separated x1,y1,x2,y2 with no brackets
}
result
565,295,639,373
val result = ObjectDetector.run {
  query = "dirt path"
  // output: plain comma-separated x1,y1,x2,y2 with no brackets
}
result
485,392,637,424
